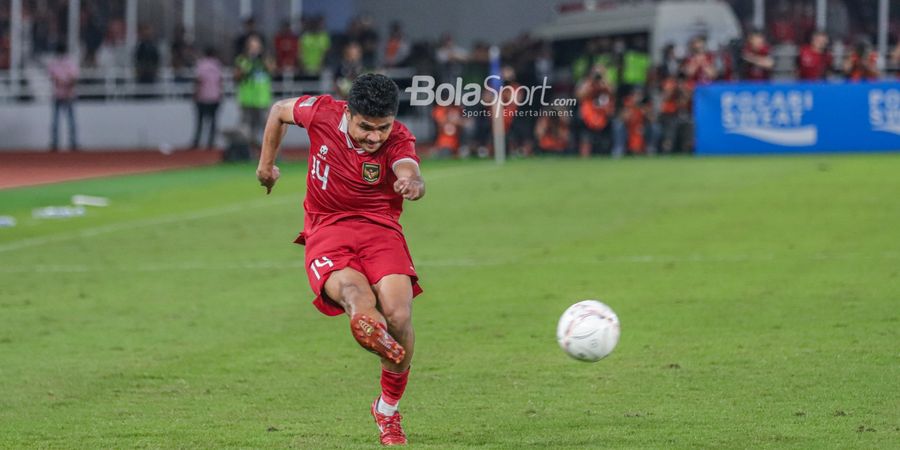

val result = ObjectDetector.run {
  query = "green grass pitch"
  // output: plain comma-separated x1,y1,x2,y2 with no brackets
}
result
1,155,898,449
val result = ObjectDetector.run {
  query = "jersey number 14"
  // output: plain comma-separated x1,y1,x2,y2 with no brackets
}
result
311,158,330,190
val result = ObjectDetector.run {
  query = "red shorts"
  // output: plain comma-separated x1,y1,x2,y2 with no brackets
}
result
295,218,422,316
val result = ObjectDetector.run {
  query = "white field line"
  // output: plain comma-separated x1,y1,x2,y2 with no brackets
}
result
0,196,296,254
0,252,897,274
0,165,497,254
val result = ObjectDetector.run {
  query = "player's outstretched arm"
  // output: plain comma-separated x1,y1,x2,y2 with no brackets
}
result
393,161,425,201
257,97,299,194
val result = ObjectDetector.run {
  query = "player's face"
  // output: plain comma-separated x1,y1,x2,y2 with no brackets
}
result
812,34,828,50
346,111,395,153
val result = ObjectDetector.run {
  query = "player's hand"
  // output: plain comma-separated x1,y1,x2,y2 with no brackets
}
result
394,177,425,201
257,165,280,194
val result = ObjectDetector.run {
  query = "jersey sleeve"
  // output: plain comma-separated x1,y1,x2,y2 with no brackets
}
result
388,125,420,171
292,94,327,128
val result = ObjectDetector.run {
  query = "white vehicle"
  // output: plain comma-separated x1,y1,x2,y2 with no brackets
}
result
534,0,742,61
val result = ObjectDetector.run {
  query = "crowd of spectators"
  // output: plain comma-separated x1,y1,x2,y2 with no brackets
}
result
3,1,900,155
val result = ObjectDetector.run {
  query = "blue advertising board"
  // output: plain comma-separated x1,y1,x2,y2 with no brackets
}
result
694,81,900,155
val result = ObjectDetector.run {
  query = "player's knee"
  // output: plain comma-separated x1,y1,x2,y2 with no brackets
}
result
339,280,377,311
381,302,412,329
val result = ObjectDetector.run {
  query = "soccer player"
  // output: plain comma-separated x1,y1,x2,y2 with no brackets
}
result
256,74,424,446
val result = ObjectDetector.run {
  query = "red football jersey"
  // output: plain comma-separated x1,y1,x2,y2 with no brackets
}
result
797,45,832,80
741,44,772,81
292,94,419,243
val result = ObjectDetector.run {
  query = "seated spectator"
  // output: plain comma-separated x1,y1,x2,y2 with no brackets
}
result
740,30,774,81
797,31,833,80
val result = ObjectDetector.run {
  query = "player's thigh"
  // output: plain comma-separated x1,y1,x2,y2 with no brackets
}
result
357,226,418,283
323,267,377,311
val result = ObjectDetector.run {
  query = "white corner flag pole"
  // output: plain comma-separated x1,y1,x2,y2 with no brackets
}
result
489,45,506,165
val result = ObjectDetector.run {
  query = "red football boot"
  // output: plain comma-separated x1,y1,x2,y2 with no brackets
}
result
350,314,405,364
371,397,407,446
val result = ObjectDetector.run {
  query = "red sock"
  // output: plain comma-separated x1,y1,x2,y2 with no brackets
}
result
380,367,409,406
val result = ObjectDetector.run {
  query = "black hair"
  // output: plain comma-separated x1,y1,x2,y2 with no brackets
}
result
347,73,400,118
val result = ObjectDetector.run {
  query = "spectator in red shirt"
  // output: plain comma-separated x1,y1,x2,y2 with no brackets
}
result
741,30,774,81
769,3,796,44
797,31,833,80
844,40,880,82
682,36,719,84
682,36,718,84
273,20,299,76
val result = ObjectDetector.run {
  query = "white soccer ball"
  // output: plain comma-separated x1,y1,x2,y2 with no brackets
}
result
557,300,620,362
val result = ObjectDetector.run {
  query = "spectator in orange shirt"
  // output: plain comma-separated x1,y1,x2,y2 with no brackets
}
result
534,108,572,155
431,104,464,157
844,40,880,82
383,21,410,68
576,64,616,157
659,74,693,154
